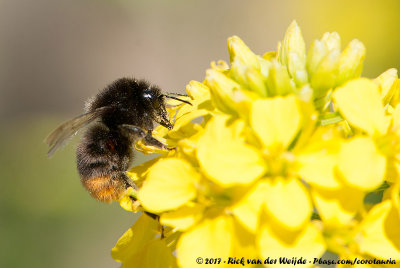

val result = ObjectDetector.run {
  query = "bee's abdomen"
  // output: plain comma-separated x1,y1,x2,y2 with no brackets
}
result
76,123,133,202
81,175,126,202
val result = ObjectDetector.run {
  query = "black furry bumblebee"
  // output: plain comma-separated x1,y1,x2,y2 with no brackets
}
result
45,78,190,202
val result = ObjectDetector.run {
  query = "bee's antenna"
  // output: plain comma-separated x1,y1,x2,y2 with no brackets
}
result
165,92,189,97
163,94,192,106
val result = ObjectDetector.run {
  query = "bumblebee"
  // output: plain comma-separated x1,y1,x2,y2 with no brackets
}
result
45,78,189,202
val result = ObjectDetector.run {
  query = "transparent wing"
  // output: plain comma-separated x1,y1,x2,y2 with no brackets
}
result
45,107,108,157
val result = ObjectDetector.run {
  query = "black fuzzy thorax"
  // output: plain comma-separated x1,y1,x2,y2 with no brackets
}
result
87,78,161,130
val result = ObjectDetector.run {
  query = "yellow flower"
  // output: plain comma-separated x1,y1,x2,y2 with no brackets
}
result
111,21,400,268
331,77,400,188
321,193,400,266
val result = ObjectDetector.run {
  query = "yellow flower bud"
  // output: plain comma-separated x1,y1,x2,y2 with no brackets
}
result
278,20,308,86
336,39,366,86
227,35,259,69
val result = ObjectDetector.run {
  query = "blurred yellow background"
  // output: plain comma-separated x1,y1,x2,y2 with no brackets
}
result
1,0,399,267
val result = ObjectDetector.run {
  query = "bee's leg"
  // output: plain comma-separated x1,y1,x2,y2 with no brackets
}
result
160,224,165,239
128,194,159,218
120,124,169,150
119,124,147,139
143,212,165,240
121,173,136,189
143,132,170,150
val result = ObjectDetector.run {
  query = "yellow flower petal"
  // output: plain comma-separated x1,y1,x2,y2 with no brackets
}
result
138,158,200,213
264,177,312,230
173,87,213,124
121,239,177,268
338,137,386,190
160,203,205,231
175,126,204,160
177,215,233,268
119,187,138,212
231,181,268,232
311,186,364,226
358,200,400,259
257,220,326,266
111,214,159,263
197,116,265,187
333,78,387,136
296,131,341,189
231,219,259,260
251,95,301,148
198,142,265,187
126,157,161,185
168,109,208,139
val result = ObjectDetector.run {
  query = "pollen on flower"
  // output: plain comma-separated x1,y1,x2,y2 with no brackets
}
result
112,21,400,268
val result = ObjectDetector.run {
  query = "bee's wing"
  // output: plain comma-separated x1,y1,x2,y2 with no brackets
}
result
45,107,108,157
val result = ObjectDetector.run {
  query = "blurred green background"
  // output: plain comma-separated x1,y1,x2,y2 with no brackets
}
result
1,0,399,267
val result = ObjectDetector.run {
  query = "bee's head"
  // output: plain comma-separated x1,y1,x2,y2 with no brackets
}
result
142,87,173,130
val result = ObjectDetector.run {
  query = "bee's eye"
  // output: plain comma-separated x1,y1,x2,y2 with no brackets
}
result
143,89,154,100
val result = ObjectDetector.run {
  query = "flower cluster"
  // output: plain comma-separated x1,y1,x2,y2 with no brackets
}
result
111,21,400,268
